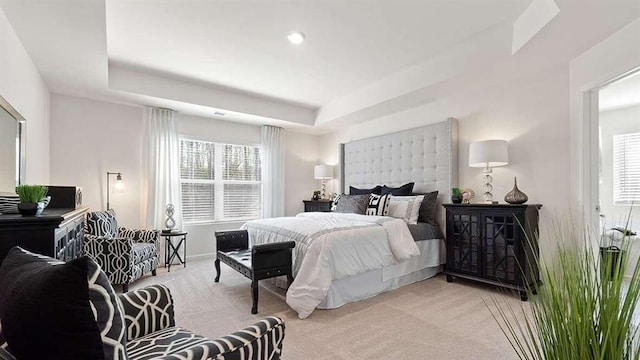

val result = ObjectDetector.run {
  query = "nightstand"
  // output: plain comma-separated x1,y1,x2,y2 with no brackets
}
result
303,200,333,212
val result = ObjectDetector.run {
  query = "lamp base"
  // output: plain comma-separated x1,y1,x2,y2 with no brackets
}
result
484,200,498,204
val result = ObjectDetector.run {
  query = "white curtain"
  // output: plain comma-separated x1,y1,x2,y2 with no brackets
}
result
143,108,183,230
261,125,285,218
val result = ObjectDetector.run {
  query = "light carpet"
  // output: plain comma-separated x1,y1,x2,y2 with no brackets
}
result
132,258,522,359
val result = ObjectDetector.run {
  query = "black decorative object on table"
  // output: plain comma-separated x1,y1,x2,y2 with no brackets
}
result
443,203,542,301
214,230,295,314
303,199,333,212
162,230,187,272
504,177,529,204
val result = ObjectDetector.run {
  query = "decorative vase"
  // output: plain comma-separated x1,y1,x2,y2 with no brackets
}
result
504,177,528,204
451,195,463,204
18,203,38,216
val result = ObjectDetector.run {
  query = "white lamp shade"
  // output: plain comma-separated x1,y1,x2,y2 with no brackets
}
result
314,165,334,179
469,140,509,168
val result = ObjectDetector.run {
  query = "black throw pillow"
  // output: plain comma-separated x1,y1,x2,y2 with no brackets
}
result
349,185,382,195
381,182,415,196
0,247,105,360
414,191,439,225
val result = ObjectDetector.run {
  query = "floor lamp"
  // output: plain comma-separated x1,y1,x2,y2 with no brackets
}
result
106,171,126,210
469,140,508,204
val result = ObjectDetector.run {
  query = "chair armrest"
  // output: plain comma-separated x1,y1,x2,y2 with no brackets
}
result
215,230,249,252
155,316,285,360
118,285,175,341
83,235,134,285
118,227,160,245
252,241,295,271
252,241,295,253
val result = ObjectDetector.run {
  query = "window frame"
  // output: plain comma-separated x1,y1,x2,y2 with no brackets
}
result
612,131,640,206
180,137,262,224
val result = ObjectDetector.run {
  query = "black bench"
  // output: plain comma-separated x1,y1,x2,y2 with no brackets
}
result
214,230,295,314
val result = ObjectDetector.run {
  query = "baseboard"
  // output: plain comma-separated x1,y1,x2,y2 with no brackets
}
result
186,253,216,261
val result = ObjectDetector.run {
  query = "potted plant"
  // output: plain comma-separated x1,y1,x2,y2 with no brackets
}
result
451,188,463,204
15,185,48,216
487,214,640,359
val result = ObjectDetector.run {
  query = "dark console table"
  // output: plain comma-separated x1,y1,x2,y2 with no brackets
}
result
0,207,88,264
443,203,542,301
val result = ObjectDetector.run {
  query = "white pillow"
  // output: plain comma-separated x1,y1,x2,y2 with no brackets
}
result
386,195,425,224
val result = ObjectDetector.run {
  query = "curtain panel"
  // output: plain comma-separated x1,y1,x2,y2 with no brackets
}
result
143,108,183,230
261,126,285,218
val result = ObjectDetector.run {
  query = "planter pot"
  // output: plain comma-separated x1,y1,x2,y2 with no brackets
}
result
451,195,463,204
18,203,38,216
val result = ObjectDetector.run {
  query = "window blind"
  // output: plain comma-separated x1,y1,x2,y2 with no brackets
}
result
613,132,640,204
180,139,261,223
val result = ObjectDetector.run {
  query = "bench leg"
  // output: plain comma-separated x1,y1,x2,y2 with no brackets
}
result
251,280,258,314
214,259,221,282
287,273,294,289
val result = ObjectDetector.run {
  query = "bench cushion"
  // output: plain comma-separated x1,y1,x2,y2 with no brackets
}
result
217,249,252,278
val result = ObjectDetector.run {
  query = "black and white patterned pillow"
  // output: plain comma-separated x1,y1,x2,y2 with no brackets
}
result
0,196,19,215
86,209,118,237
366,194,390,216
333,194,369,214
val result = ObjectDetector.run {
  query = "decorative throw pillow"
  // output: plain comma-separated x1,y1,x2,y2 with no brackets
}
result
366,194,390,216
0,247,107,360
381,182,415,196
415,191,439,225
387,195,425,224
334,194,369,214
349,185,382,195
0,195,19,215
86,209,118,237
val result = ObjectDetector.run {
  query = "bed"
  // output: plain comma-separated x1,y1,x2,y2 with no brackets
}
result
243,118,458,319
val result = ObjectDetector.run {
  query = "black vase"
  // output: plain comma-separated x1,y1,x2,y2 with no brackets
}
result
451,195,463,204
504,177,528,204
18,203,38,216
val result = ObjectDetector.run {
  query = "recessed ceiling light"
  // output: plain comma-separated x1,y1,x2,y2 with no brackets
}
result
287,31,305,45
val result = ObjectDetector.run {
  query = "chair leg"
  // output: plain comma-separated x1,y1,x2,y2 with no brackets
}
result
214,259,221,282
122,284,129,293
151,269,157,276
251,280,258,314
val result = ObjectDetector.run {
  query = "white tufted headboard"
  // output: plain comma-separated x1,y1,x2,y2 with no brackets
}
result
340,118,458,227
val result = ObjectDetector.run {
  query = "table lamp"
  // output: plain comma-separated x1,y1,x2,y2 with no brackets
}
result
469,140,508,203
314,165,333,199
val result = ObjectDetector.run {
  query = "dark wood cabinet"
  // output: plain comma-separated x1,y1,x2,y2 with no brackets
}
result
303,200,333,212
443,204,541,301
0,207,88,264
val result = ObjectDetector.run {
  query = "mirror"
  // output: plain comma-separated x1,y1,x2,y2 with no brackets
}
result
0,94,25,194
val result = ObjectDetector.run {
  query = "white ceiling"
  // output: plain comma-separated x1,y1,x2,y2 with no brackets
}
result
106,0,531,108
600,70,640,111
0,0,639,133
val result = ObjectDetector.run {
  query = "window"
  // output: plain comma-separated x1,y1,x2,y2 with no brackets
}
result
180,139,261,223
613,132,640,204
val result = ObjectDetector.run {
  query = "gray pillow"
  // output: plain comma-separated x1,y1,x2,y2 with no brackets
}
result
415,191,439,225
334,194,369,214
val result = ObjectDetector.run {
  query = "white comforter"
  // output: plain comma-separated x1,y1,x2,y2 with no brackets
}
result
241,212,419,319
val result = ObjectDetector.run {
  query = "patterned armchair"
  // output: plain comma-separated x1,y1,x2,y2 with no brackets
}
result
84,209,160,292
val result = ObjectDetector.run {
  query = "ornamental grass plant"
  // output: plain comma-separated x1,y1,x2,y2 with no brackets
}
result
15,184,47,204
487,213,640,360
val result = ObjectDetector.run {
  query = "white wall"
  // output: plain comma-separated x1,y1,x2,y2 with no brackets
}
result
49,94,144,228
599,105,640,227
320,64,571,259
49,93,321,257
0,6,50,184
